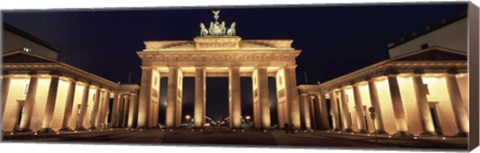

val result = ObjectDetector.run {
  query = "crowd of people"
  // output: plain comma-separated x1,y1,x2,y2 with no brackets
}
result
283,123,297,134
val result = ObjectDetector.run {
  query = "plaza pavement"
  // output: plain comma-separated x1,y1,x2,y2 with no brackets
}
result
1,128,467,151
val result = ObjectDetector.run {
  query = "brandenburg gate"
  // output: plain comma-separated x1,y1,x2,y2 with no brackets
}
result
136,11,301,129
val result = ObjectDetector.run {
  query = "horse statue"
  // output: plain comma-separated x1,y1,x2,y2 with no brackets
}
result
200,23,209,36
227,22,236,36
221,21,226,35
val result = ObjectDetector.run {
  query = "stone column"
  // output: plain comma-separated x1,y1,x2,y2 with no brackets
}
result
352,84,367,133
174,70,183,128
300,93,312,130
91,88,101,129
2,74,11,117
309,95,318,130
19,73,39,131
329,91,341,131
339,88,352,131
128,93,137,128
61,79,77,130
312,95,322,130
256,66,270,129
194,66,206,128
445,73,469,136
110,92,119,128
122,95,130,127
412,73,436,135
166,66,179,128
40,74,60,131
318,93,330,130
284,66,301,128
387,75,409,136
78,84,90,130
137,67,152,128
229,66,242,129
132,93,139,128
99,90,110,128
117,94,125,127
368,79,386,134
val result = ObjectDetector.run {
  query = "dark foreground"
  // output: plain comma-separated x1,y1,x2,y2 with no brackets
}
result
2,128,467,151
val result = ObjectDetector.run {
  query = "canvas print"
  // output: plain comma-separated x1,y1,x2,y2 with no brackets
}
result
0,2,475,151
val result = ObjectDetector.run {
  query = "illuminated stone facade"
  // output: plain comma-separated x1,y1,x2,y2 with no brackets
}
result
298,47,468,137
137,36,302,129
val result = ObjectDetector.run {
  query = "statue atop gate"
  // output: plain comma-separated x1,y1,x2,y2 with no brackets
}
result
200,10,237,36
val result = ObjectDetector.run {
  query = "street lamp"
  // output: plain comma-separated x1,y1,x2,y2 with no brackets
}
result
185,114,191,128
245,115,251,127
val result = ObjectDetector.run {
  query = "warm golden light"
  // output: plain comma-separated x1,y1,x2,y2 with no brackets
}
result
375,79,397,134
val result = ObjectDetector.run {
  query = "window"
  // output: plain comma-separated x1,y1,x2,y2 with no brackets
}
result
421,43,429,49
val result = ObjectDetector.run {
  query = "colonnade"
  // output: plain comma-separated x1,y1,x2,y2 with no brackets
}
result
136,65,301,130
299,71,468,136
1,72,138,132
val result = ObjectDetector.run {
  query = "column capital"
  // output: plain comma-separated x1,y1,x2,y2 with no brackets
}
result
2,70,10,76
77,81,90,86
167,65,178,69
447,68,459,74
387,73,399,77
230,65,241,69
141,66,152,70
413,69,425,74
28,71,38,77
62,76,79,82
300,93,309,96
255,65,269,69
284,64,297,69
351,81,366,87
1,74,12,79
384,68,400,75
340,85,352,90
129,93,137,96
194,65,206,69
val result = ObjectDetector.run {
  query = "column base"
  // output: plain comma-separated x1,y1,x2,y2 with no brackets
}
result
38,128,55,133
455,132,468,137
15,128,32,132
343,128,353,132
59,127,74,131
334,128,341,131
419,131,437,136
75,127,89,131
393,131,413,137
319,127,330,131
375,130,388,135
357,129,369,134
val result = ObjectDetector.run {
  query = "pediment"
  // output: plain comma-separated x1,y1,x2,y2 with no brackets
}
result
3,51,57,63
394,48,466,61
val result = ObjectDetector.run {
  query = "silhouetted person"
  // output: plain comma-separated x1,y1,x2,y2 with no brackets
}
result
283,123,290,134
290,123,295,134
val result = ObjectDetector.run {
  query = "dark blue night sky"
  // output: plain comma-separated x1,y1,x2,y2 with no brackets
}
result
3,3,468,123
